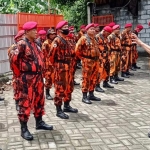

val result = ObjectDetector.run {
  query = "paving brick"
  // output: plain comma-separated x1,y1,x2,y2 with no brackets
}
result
0,57,150,150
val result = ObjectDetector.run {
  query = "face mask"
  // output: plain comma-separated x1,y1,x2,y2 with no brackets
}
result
61,29,69,35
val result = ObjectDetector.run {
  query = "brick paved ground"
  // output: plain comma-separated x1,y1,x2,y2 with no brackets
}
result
0,57,150,150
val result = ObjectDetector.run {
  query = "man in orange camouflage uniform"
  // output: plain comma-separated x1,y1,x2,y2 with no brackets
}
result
10,22,53,141
108,25,124,84
76,25,86,68
42,29,56,100
50,21,78,119
8,30,25,110
131,24,143,70
95,26,114,90
68,26,80,85
75,23,101,104
120,23,133,78
36,30,46,48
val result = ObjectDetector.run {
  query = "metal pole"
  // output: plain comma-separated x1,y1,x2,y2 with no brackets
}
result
48,0,50,14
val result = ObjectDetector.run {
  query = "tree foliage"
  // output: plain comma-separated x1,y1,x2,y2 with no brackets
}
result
51,0,93,30
0,0,94,30
0,0,48,14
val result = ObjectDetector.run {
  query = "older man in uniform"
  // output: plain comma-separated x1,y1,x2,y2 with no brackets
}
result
50,21,78,119
95,26,114,91
120,23,133,78
108,25,124,84
75,23,101,104
42,29,56,100
10,22,53,141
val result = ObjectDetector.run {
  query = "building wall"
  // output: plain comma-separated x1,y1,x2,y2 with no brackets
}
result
95,0,150,52
0,14,17,74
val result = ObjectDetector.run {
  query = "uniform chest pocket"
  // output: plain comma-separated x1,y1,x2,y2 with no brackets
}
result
25,48,35,61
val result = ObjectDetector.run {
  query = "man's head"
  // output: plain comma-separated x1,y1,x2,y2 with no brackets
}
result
14,30,25,42
85,23,95,37
103,26,112,37
94,24,100,33
23,21,37,41
56,20,69,36
80,25,86,33
125,23,132,32
68,26,75,38
47,29,56,40
112,25,120,35
135,24,143,33
38,30,46,40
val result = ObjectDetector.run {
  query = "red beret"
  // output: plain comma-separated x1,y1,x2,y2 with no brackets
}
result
56,20,68,30
85,23,95,30
14,30,25,40
80,25,86,30
136,24,143,30
125,23,132,28
94,24,99,27
103,26,112,33
38,30,46,35
112,25,120,30
108,22,116,27
23,21,37,30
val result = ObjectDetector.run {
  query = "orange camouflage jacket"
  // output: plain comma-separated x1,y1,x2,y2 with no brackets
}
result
10,38,44,76
120,30,132,51
95,32,110,52
75,34,100,60
49,35,72,71
42,39,53,70
108,33,122,51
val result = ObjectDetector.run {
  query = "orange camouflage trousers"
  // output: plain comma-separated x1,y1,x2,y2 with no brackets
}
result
132,45,138,64
97,52,110,83
54,62,74,106
12,75,19,102
44,65,54,89
82,58,99,92
110,51,121,76
121,50,132,72
17,73,45,122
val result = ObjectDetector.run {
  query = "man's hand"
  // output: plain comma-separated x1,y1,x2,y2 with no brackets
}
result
131,33,143,46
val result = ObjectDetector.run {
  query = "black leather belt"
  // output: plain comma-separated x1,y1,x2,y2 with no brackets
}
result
21,71,42,75
122,44,131,47
55,60,70,64
82,55,99,60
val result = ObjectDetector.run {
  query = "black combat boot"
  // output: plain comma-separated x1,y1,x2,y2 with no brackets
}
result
88,91,101,101
20,121,33,141
82,92,92,104
110,76,118,84
56,106,69,119
148,131,150,138
121,72,130,78
46,89,53,100
95,84,105,93
126,70,134,76
74,80,80,85
35,116,53,130
63,101,78,113
0,96,4,101
131,64,136,71
134,63,141,69
103,81,114,88
15,101,19,111
115,74,124,81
